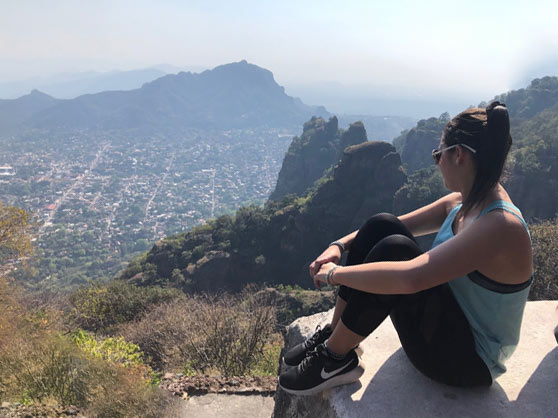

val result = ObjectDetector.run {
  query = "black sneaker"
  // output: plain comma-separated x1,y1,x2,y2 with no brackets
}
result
279,343,364,396
283,324,333,367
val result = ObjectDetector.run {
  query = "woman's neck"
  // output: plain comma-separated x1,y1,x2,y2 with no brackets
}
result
460,184,503,218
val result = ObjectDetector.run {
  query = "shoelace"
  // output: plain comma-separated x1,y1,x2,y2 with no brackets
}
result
303,324,326,349
298,345,325,374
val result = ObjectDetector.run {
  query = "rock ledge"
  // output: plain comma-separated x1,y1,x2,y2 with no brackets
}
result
273,301,558,418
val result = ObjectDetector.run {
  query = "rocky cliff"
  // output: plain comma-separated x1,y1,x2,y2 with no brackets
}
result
392,112,448,174
269,117,367,201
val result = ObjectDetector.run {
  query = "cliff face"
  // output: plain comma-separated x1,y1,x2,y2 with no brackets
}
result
393,113,448,174
297,142,406,236
269,117,367,201
122,140,406,291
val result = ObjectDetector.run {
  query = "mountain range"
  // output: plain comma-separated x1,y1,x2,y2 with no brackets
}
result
0,68,168,100
0,61,328,133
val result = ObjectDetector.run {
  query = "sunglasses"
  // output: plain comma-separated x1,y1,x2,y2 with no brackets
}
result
432,143,477,164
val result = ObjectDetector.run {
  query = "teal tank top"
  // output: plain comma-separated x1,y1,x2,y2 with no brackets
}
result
431,200,532,379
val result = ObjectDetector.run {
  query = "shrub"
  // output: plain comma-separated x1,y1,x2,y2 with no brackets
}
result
529,219,558,300
0,279,180,417
0,202,36,271
81,361,181,418
70,330,144,368
1,333,91,406
68,280,184,333
119,287,277,376
0,319,176,415
249,333,283,376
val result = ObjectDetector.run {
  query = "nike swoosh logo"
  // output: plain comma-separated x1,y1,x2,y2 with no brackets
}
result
320,360,354,379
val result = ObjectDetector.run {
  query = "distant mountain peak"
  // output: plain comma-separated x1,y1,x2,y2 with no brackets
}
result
2,61,329,132
204,61,277,85
28,89,52,98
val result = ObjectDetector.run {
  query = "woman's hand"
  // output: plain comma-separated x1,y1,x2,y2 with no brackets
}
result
309,245,342,280
313,262,338,289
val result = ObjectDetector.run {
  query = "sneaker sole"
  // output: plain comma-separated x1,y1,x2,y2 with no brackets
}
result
354,345,364,358
279,358,365,396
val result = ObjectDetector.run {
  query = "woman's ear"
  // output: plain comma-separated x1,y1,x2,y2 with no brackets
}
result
454,145,467,165
451,145,463,165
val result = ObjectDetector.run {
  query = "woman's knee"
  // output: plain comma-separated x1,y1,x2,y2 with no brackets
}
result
364,234,423,263
358,213,415,242
347,213,415,266
360,212,400,231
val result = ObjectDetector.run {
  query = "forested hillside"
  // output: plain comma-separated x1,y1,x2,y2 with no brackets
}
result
119,136,406,291
395,76,558,221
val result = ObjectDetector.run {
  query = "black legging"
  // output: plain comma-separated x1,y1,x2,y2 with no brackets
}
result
337,213,492,387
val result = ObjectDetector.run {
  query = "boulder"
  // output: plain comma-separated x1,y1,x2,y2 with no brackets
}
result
273,301,558,418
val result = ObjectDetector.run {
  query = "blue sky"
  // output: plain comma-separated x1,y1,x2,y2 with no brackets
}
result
1,0,557,103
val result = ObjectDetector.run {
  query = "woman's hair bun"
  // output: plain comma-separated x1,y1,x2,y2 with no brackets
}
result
486,101,510,139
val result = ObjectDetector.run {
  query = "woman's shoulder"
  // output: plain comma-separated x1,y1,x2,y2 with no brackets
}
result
480,206,528,237
481,192,525,226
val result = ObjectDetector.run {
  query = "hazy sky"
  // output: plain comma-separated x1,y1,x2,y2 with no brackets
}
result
1,0,557,102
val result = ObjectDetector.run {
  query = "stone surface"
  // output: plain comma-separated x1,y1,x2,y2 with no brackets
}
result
178,394,274,418
160,374,277,396
273,301,558,418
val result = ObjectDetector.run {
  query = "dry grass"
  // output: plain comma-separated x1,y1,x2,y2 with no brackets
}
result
119,287,278,376
0,277,181,417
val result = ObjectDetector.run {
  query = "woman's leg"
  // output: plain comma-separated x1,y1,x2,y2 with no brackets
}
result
278,233,422,395
332,213,416,328
282,213,415,368
330,297,347,329
390,285,492,387
329,235,492,387
327,234,423,354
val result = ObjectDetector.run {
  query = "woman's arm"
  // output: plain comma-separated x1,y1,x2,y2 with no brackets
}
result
309,192,461,284
315,210,530,293
337,192,461,248
398,192,461,237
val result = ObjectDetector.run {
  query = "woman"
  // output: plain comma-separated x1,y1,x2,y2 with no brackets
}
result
279,101,533,396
